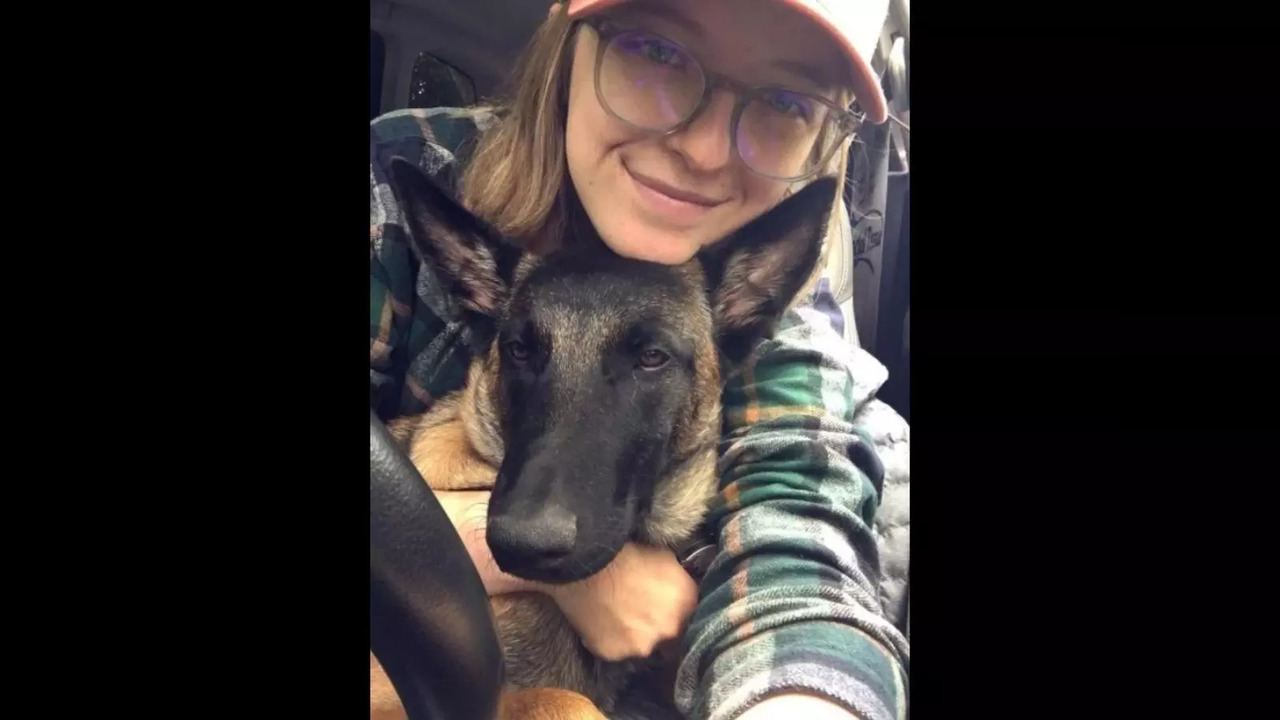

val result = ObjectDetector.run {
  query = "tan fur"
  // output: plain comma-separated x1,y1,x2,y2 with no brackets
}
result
458,345,507,466
388,394,494,490
498,688,610,720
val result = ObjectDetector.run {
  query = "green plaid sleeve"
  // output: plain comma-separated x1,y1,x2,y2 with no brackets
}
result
675,308,910,720
369,140,417,417
369,107,496,419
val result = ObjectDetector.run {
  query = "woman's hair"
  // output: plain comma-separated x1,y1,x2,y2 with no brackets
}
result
460,7,577,254
460,4,857,266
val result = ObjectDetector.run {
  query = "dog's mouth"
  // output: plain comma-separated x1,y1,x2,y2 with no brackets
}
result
508,545,617,585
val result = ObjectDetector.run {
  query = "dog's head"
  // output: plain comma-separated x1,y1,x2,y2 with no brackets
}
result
387,159,833,583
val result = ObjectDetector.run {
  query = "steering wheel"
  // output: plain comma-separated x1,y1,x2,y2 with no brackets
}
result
370,411,504,720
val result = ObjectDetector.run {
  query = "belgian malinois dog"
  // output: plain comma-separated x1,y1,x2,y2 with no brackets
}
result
370,157,835,720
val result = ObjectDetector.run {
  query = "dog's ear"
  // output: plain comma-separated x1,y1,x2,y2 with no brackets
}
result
700,176,837,364
386,156,520,325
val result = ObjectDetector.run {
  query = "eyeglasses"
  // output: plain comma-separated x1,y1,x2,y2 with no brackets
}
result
580,17,864,182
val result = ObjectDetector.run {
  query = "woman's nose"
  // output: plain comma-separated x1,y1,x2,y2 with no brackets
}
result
663,89,736,173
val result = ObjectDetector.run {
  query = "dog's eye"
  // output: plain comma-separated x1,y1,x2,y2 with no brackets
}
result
638,348,670,369
506,340,530,362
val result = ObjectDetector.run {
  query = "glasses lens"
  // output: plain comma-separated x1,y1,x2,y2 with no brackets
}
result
598,29,705,130
736,90,838,179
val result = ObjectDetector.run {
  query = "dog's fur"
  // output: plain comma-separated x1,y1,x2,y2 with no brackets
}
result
370,158,835,720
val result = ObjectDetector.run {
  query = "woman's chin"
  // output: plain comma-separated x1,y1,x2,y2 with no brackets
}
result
599,224,702,266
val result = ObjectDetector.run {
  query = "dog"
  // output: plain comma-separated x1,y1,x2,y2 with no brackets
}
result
370,157,835,720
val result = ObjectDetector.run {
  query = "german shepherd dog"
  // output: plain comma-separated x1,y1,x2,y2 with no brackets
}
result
370,157,834,720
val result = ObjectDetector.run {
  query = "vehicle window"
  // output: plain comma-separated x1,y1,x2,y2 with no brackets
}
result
370,31,385,119
409,53,477,108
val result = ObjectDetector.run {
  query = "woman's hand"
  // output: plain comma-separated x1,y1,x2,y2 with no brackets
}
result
545,541,698,662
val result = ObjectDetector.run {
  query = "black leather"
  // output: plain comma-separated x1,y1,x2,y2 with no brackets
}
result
370,411,504,720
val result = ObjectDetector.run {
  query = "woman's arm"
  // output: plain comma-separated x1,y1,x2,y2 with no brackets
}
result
675,306,910,720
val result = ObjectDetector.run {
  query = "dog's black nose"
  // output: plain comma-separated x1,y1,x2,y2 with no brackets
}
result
487,503,577,565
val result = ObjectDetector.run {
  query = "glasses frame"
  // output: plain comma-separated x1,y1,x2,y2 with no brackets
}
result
580,16,864,182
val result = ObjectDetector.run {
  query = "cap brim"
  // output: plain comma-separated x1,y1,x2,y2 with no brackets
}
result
566,0,888,124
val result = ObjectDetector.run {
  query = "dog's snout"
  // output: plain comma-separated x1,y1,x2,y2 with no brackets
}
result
488,502,578,566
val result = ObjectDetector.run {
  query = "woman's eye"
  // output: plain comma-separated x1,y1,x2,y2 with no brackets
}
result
763,91,813,119
642,41,681,66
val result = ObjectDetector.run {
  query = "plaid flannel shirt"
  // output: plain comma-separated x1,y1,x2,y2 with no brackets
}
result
370,106,909,720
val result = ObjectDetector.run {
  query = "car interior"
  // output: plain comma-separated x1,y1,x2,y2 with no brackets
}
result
369,2,910,718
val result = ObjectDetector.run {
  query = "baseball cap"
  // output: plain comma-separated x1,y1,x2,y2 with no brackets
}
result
565,0,891,124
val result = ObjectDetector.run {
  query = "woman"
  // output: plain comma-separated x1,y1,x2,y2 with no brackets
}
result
369,1,910,718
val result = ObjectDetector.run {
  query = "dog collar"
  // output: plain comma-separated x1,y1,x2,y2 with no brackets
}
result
676,524,718,580
679,543,717,580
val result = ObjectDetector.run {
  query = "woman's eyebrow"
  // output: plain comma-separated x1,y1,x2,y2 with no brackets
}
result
621,4,836,94
624,4,707,39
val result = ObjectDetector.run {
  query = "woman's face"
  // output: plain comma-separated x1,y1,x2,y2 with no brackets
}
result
564,0,848,265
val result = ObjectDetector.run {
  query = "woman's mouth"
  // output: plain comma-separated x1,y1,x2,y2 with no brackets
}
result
625,165,726,224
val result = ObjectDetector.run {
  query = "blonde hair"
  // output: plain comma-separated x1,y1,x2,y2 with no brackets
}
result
460,4,857,266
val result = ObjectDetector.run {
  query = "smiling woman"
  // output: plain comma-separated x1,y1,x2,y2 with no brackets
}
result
562,1,862,264
371,2,910,719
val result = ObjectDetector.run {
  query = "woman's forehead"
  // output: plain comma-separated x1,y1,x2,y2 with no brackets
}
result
604,0,848,93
